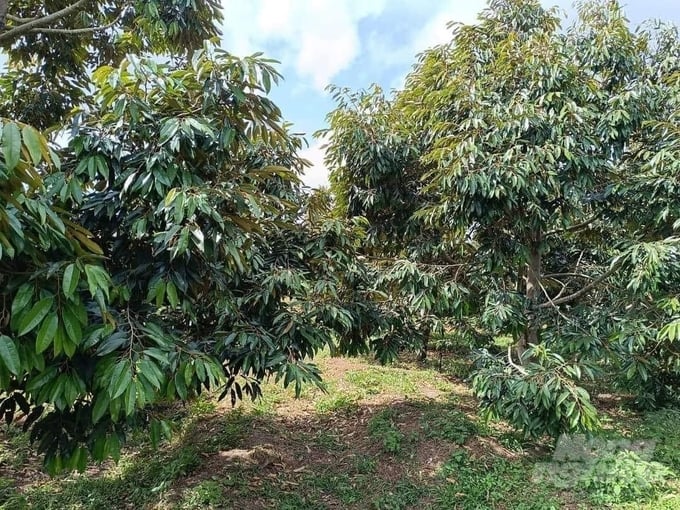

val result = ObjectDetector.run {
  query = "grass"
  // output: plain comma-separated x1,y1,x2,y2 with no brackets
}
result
1,352,680,509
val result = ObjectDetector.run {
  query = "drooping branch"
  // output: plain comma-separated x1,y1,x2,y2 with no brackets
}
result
507,345,528,375
537,262,621,308
0,0,88,44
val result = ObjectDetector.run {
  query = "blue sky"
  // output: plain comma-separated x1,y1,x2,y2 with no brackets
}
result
219,0,680,188
1,2,677,187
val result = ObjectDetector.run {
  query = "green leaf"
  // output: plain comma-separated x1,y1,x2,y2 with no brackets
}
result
18,298,53,336
0,336,21,376
108,361,132,400
166,280,179,308
84,264,110,299
21,125,43,166
35,314,58,354
11,284,33,318
124,384,136,416
2,122,21,172
92,394,110,424
62,263,80,298
62,307,83,345
159,118,180,145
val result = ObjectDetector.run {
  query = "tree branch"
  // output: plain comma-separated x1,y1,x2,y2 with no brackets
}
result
0,0,88,44
507,345,528,375
545,213,602,237
537,262,621,308
543,272,594,280
30,10,124,36
7,14,44,24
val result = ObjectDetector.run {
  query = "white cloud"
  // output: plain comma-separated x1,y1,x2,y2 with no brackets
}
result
411,0,484,52
218,0,493,188
381,0,487,90
299,140,330,189
221,0,387,92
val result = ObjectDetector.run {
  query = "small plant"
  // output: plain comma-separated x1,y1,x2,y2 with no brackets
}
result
371,481,424,510
636,409,680,471
346,368,419,396
368,409,405,454
436,451,560,509
189,395,217,417
307,471,363,504
0,477,27,509
314,393,360,414
180,480,224,509
580,450,675,504
312,430,346,451
353,455,378,474
421,408,477,445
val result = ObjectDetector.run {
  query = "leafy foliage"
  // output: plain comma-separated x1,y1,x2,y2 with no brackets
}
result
0,0,223,129
472,345,600,437
580,451,674,505
323,0,680,437
0,23,391,472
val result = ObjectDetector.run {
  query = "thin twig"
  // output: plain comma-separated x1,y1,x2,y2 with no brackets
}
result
507,345,528,375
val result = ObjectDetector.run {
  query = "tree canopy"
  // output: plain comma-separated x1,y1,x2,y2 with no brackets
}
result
324,0,680,436
0,1,396,472
1,0,680,472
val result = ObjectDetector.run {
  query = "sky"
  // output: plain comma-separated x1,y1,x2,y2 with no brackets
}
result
1,2,678,188
219,0,680,189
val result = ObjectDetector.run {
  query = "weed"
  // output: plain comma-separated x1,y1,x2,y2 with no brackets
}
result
180,480,224,509
314,393,360,414
580,450,674,505
0,426,31,470
311,429,346,452
635,409,680,471
420,407,477,445
435,451,561,509
353,455,378,474
189,394,217,417
0,477,26,509
368,409,405,454
307,471,364,504
275,491,327,510
371,481,425,510
346,368,419,395
201,410,250,452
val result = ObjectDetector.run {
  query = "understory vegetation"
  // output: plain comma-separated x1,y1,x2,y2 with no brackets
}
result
2,352,680,509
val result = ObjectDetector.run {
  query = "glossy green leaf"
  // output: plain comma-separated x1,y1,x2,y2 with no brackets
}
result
35,314,58,354
0,336,21,376
21,125,44,166
18,298,53,336
2,122,21,172
62,263,80,298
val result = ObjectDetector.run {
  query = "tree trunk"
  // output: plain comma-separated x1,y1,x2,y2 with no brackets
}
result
0,0,8,30
517,231,541,362
418,323,430,361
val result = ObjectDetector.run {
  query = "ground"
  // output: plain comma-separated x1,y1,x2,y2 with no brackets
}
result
1,352,680,509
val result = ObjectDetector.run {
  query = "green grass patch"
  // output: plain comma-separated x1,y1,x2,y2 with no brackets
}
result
2,354,680,509
420,405,478,445
435,451,561,510
368,408,406,454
